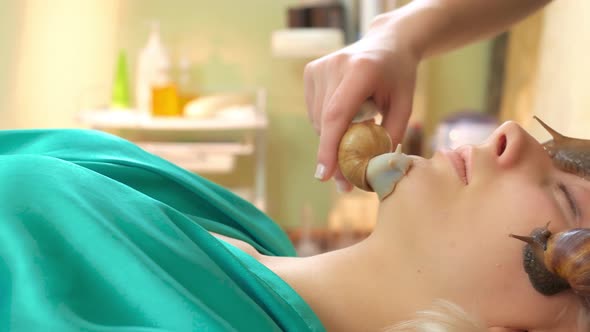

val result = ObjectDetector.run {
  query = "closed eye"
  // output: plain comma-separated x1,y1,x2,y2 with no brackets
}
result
558,182,580,222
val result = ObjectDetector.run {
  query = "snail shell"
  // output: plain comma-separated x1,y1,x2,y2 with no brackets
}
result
535,116,590,180
510,224,590,301
338,122,392,191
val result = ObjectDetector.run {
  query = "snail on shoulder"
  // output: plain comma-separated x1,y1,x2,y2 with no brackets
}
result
337,107,413,201
509,117,590,306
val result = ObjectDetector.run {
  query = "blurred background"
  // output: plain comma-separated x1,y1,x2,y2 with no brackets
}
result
1,0,589,253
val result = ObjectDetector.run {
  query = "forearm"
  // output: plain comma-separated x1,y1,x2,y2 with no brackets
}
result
370,0,552,59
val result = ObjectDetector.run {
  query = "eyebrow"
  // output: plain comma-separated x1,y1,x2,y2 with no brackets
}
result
558,182,581,222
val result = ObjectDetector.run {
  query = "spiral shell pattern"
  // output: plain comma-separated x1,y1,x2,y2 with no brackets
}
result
338,122,392,191
545,229,590,298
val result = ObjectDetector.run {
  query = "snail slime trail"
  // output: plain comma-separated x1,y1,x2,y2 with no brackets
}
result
338,122,413,201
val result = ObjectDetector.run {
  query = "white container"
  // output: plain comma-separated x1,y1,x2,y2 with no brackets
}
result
135,22,171,115
360,0,384,37
271,28,344,58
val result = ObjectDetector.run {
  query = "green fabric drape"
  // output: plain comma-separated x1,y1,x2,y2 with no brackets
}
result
0,129,324,332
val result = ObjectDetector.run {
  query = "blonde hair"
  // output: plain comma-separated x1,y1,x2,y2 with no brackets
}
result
383,299,590,332
383,300,485,332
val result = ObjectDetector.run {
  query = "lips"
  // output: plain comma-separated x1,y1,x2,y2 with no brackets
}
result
457,146,472,184
444,148,471,185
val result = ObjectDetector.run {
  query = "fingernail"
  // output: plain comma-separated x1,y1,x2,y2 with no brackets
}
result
335,180,349,193
314,164,326,180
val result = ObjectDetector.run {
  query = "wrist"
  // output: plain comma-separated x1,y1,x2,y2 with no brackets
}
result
366,1,446,61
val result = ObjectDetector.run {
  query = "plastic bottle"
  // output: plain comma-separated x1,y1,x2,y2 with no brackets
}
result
359,0,384,37
135,22,178,116
111,50,131,109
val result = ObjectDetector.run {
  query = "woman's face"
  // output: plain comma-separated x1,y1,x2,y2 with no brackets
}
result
380,121,590,331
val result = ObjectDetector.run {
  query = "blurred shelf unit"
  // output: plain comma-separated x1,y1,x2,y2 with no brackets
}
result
78,109,267,131
135,142,254,174
78,90,268,211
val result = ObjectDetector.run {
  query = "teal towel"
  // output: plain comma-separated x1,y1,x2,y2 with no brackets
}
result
0,129,324,332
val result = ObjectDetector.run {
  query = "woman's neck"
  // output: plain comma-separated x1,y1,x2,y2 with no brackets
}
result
260,232,427,331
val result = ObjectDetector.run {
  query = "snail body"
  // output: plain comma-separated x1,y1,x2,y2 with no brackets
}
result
366,145,413,201
535,116,590,180
337,122,413,200
510,224,590,301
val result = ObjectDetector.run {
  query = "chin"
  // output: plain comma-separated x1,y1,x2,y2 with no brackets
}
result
381,157,458,217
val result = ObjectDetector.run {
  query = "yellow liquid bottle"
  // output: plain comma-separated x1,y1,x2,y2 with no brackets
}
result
151,83,180,117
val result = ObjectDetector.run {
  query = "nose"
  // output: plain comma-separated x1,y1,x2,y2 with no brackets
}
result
486,121,552,172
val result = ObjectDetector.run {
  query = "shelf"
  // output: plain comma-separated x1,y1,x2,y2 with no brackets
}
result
77,88,268,212
271,28,345,58
136,142,253,173
137,142,254,156
78,109,268,131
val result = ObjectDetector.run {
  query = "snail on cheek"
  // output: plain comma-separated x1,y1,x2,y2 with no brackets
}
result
510,223,590,306
337,122,413,201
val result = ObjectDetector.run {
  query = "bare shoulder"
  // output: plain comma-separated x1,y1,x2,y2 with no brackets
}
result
210,232,263,261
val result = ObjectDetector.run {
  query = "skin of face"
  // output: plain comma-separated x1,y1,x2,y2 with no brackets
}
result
376,121,589,331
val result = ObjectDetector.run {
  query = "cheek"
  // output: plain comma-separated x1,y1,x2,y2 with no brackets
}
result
447,180,577,327
443,231,578,329
391,160,461,219
455,176,559,236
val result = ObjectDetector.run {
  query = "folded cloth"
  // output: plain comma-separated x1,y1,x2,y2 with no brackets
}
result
0,129,324,332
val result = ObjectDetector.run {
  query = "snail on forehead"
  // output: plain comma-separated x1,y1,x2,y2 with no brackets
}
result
510,117,590,305
534,116,590,180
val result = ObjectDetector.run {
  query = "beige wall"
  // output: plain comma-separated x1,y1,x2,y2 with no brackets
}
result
0,0,22,126
7,0,119,128
532,1,590,139
502,1,590,141
424,41,492,135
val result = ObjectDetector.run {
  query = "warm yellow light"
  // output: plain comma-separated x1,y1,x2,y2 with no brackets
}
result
12,0,119,128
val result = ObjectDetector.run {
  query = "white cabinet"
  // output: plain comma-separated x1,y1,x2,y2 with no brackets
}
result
78,89,268,211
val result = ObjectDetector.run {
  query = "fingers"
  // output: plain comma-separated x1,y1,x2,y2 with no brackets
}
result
318,75,342,137
316,72,375,181
333,169,353,193
305,58,344,136
381,85,415,147
304,61,325,134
